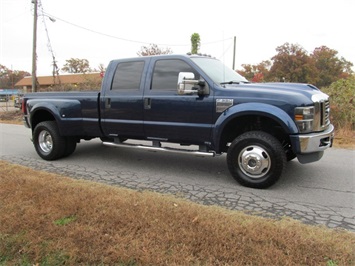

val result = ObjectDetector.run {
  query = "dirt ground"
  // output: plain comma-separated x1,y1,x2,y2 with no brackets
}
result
0,101,18,112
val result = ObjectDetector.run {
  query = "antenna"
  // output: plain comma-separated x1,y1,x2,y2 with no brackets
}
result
222,31,225,81
232,36,236,70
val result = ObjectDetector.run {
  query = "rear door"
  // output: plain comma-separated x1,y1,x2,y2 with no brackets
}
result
100,58,149,138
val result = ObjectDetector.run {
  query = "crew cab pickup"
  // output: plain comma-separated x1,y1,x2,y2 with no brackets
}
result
23,54,334,188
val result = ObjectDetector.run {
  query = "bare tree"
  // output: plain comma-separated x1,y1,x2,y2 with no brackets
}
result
137,44,173,56
62,58,92,73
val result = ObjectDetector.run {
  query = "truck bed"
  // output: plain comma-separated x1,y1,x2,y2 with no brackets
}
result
24,91,102,137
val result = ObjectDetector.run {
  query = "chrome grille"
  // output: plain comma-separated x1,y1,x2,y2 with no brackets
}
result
313,98,330,131
321,100,330,127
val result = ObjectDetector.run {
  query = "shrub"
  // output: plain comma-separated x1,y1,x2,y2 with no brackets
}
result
322,75,355,130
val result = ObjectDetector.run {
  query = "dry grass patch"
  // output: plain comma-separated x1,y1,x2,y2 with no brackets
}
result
333,126,355,149
0,161,354,265
0,110,23,125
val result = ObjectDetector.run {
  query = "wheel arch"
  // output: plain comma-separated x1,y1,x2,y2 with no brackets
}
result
212,103,298,153
28,103,61,133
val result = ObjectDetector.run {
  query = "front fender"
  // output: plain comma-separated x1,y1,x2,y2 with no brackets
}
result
212,102,299,150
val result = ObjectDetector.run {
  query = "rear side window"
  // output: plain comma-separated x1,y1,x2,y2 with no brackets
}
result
151,59,197,91
111,61,145,90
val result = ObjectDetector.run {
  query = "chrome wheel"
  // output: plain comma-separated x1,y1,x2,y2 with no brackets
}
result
238,145,271,179
227,131,286,189
38,130,53,153
33,121,67,160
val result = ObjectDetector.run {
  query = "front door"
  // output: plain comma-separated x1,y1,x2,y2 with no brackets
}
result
143,58,214,144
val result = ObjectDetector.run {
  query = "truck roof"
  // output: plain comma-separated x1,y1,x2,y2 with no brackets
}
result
111,54,216,62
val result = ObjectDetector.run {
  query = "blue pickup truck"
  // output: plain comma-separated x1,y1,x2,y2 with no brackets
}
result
23,54,334,188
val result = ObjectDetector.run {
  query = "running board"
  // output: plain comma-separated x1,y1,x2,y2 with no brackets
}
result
102,141,216,157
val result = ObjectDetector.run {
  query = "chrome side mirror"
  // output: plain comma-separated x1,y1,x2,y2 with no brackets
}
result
177,72,206,95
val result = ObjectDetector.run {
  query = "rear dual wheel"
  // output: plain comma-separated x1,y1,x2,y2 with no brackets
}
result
33,121,76,160
227,131,286,189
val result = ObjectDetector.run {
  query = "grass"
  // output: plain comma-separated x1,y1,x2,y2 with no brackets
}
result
0,110,23,125
0,160,354,265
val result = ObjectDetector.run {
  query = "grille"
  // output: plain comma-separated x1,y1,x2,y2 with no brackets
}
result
321,100,330,127
314,99,330,131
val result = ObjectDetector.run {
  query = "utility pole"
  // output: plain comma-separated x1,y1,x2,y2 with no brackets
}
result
31,0,37,92
232,36,236,70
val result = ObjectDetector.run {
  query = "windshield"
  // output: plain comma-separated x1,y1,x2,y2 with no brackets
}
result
191,57,248,85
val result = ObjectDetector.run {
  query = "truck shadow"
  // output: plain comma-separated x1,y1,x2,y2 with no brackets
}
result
62,140,311,190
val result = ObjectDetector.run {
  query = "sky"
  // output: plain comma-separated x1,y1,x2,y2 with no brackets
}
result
1,0,354,76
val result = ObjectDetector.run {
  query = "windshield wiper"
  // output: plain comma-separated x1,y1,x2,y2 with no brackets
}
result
220,80,250,85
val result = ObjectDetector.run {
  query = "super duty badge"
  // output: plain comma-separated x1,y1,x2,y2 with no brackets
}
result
216,99,234,113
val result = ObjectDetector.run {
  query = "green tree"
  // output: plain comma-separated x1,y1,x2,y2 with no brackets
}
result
311,46,353,88
137,44,173,56
268,43,318,84
190,33,201,54
322,75,355,130
61,58,92,73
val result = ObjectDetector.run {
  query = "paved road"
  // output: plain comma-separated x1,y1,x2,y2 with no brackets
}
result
1,123,354,231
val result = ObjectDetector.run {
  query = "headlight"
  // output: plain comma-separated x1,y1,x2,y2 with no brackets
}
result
295,106,314,133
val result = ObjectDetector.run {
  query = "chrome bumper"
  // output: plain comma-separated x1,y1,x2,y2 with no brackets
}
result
296,124,334,154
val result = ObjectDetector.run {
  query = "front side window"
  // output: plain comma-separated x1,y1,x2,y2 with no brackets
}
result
151,59,198,90
111,61,145,90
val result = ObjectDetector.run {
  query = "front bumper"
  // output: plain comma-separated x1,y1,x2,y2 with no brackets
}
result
289,124,334,164
290,124,334,154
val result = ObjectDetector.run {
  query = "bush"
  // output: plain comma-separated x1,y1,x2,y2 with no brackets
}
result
322,75,355,130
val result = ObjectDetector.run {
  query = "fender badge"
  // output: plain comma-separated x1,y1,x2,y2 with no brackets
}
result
216,99,233,113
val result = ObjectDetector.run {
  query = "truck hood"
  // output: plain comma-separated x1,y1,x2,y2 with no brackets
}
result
230,82,320,93
220,82,329,107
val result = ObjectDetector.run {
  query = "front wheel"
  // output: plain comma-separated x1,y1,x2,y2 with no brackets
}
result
227,131,286,189
33,121,67,160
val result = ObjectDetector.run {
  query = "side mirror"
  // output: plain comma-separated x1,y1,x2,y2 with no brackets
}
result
177,72,206,95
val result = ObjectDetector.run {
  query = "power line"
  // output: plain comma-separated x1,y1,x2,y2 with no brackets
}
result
38,0,60,85
41,11,233,47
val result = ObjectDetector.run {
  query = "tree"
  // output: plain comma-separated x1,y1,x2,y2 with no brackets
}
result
311,46,353,88
0,64,30,89
190,33,201,54
322,75,355,130
237,42,353,88
61,58,92,73
91,63,106,77
268,43,318,84
237,60,271,82
137,44,173,56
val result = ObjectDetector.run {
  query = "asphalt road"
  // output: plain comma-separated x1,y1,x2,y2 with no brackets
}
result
1,123,354,231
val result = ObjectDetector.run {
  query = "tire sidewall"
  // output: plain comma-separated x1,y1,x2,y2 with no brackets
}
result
227,131,286,189
33,121,66,160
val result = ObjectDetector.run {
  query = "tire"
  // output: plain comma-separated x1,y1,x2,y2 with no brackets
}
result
286,151,297,162
33,121,67,160
227,131,286,189
63,137,77,157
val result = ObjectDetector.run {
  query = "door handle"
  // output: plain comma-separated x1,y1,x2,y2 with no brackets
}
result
144,98,151,110
105,98,111,108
